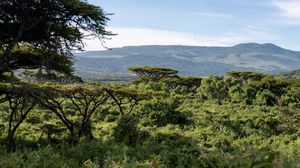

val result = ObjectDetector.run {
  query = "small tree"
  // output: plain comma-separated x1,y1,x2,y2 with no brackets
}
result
128,66,178,82
0,83,36,151
112,115,140,146
161,76,202,91
35,84,109,142
226,71,267,81
106,86,153,116
65,85,109,138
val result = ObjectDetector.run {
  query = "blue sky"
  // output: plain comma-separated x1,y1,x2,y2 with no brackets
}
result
84,0,300,51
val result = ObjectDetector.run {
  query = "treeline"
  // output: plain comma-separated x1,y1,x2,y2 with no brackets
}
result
0,82,157,151
202,71,300,106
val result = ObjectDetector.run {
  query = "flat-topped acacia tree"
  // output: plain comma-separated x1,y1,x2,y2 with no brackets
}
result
106,86,155,116
35,84,109,142
128,66,178,82
161,76,202,91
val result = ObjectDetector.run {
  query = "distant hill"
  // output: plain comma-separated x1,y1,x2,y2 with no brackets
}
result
74,43,300,78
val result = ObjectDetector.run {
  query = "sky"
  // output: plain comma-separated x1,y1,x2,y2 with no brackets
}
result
84,0,300,51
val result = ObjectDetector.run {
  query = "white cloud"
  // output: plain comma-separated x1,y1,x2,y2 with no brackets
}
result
191,12,234,19
83,27,278,51
273,0,300,20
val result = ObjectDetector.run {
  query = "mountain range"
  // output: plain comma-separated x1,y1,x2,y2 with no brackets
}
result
74,43,300,78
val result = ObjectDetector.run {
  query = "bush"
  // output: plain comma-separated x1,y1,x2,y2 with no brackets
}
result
138,98,190,127
112,115,141,146
255,90,278,106
149,133,202,167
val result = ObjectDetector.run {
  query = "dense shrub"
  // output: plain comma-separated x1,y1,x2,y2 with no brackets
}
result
112,115,141,146
137,98,190,127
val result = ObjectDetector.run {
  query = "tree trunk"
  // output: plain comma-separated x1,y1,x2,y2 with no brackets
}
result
7,131,16,152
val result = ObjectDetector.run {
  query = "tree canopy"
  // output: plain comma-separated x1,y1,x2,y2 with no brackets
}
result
106,86,157,115
128,66,178,82
0,0,112,77
226,71,267,81
161,76,202,90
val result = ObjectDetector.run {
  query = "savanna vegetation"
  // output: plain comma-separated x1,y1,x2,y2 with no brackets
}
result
0,66,300,167
1,0,300,168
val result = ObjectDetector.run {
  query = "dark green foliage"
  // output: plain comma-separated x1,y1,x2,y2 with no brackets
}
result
250,76,289,96
59,141,106,166
198,76,230,103
199,147,292,168
138,98,190,127
282,87,300,107
226,71,267,80
8,45,75,76
0,0,112,77
149,133,202,167
112,115,141,146
0,142,106,167
161,76,202,91
255,90,278,106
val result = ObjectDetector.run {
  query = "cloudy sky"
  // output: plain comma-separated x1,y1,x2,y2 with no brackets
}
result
84,0,300,51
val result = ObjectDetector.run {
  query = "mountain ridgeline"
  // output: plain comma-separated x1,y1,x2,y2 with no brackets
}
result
74,43,300,78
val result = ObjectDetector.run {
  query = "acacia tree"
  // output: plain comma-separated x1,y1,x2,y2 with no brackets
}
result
106,86,153,116
35,84,109,141
128,66,178,82
65,85,109,138
161,76,202,91
0,0,112,77
0,83,37,151
226,71,267,81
